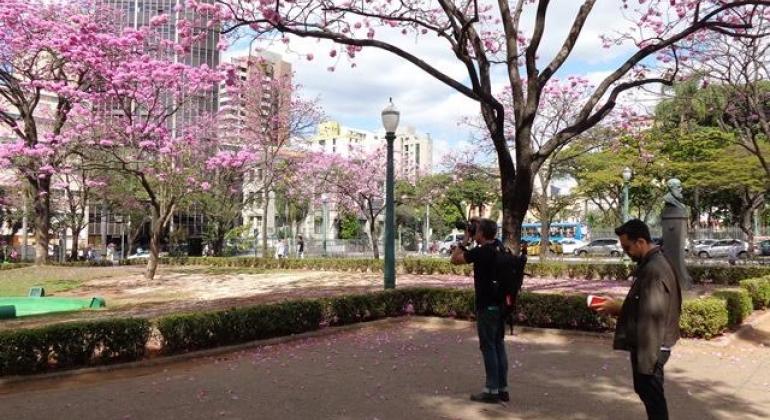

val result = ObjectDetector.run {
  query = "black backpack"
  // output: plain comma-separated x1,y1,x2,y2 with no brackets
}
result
491,241,526,334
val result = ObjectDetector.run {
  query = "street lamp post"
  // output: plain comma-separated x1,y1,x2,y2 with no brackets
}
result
622,167,632,222
381,98,400,289
424,203,430,255
321,193,329,257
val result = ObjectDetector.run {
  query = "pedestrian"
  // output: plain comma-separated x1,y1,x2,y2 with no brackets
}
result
450,218,509,404
275,239,285,259
728,243,739,266
297,235,305,259
592,219,682,420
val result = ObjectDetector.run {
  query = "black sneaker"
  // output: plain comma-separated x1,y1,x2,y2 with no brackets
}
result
470,392,500,404
499,391,510,402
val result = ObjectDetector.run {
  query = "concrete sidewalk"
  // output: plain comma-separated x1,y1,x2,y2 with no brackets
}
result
2,314,770,420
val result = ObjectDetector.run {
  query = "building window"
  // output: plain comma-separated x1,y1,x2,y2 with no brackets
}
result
319,139,326,147
314,216,323,234
415,144,420,164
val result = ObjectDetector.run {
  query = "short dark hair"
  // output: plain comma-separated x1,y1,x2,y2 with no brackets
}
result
614,219,652,243
477,218,497,240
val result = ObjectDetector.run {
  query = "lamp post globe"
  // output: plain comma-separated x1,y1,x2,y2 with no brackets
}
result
381,98,399,289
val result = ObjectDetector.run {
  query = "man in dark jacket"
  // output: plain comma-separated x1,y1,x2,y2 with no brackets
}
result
450,218,509,404
593,219,682,420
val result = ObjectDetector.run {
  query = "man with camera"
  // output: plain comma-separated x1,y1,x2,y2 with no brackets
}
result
450,218,509,404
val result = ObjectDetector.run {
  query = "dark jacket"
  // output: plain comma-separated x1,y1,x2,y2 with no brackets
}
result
613,247,682,375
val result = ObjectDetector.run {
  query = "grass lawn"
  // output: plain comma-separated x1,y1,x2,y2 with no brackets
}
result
0,266,135,297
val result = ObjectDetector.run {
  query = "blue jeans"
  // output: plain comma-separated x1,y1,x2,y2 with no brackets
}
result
476,306,508,391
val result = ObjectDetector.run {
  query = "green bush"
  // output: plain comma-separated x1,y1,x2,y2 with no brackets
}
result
680,298,729,339
713,288,754,326
739,277,770,309
516,293,615,331
0,318,150,376
119,256,770,285
157,300,325,354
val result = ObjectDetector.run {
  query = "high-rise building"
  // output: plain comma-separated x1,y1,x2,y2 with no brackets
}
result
93,0,221,252
311,121,434,182
218,51,293,240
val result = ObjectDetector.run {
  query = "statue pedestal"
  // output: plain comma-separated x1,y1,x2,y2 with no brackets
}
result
661,205,692,289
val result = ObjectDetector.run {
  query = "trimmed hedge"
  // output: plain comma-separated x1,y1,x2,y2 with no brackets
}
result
119,256,770,285
0,318,150,376
679,298,729,339
157,300,324,354
739,277,770,309
1,284,762,376
713,288,754,326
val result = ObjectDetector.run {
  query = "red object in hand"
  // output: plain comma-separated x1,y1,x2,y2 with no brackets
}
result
587,295,607,308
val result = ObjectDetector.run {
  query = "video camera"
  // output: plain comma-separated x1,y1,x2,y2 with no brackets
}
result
454,218,478,237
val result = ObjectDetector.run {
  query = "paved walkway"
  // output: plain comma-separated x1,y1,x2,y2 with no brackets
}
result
2,313,770,420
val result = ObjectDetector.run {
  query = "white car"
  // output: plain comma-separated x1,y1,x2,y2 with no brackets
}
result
558,238,588,255
439,233,465,255
127,251,150,260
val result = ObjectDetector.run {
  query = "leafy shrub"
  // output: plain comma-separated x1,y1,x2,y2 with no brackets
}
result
680,298,729,339
157,300,324,354
713,288,754,326
120,256,770,285
0,318,150,376
516,292,615,331
739,277,770,309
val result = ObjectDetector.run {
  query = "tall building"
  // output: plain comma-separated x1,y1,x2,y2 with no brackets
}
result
219,51,293,240
311,121,434,182
311,121,371,157
94,0,221,252
374,126,433,182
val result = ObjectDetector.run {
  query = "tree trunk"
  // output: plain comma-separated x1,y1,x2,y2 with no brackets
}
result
497,133,533,255
31,176,50,265
69,224,84,261
539,189,550,262
367,216,380,259
145,206,167,281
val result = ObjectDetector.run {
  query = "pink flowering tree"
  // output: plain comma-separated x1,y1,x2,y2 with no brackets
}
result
213,0,770,251
0,0,120,264
294,146,388,259
72,11,223,280
213,59,322,256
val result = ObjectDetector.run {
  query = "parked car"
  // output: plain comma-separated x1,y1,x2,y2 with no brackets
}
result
697,239,749,259
526,240,563,256
557,238,588,255
574,238,622,257
692,239,717,254
758,239,770,256
126,250,150,260
651,237,691,253
439,233,465,255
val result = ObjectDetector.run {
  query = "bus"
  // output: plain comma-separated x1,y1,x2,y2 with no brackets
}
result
520,222,588,243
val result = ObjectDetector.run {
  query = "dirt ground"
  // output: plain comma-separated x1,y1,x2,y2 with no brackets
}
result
0,265,717,330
